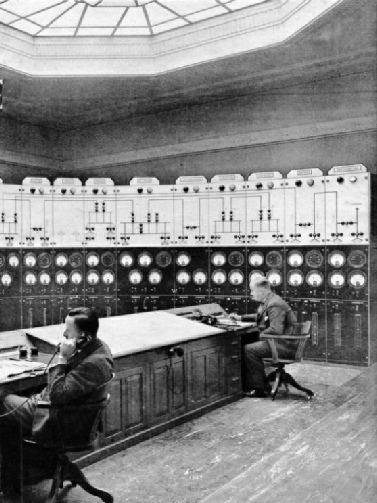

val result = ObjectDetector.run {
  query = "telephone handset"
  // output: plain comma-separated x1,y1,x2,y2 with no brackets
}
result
77,332,92,349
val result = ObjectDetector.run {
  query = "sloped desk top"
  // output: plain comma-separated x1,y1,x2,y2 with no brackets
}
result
24,311,225,359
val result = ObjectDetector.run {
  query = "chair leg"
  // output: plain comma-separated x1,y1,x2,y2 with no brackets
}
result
283,372,314,400
65,461,113,503
270,369,282,401
46,462,63,503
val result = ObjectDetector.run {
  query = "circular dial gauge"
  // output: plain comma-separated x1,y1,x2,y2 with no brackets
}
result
211,270,226,285
24,253,37,268
148,269,162,284
39,272,51,285
0,254,5,268
348,271,366,289
156,251,172,268
266,251,283,268
249,270,265,284
24,271,37,286
266,269,282,286
38,253,52,269
102,270,115,284
193,269,207,285
176,252,191,267
347,250,367,268
55,253,68,267
211,252,226,267
69,253,83,268
248,252,264,267
1,272,12,286
287,269,304,286
8,253,20,268
129,269,143,285
138,252,153,267
229,269,244,285
70,270,83,285
306,270,324,287
87,270,100,285
328,271,346,289
228,251,244,267
120,252,134,267
328,250,346,268
287,251,303,267
55,271,68,285
305,250,324,268
176,270,190,285
86,252,100,267
101,252,115,267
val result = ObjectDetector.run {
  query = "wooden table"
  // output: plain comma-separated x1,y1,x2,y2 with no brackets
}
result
1,309,248,466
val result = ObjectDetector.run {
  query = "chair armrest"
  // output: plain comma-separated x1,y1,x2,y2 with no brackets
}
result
260,334,310,340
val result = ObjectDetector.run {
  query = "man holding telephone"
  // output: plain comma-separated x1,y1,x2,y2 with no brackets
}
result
0,307,114,494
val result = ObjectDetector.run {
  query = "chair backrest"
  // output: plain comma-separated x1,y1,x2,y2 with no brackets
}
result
293,321,311,360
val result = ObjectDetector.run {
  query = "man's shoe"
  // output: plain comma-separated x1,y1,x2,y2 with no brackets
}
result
243,389,267,398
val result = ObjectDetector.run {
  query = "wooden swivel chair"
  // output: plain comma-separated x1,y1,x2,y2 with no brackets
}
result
261,321,314,401
17,378,114,503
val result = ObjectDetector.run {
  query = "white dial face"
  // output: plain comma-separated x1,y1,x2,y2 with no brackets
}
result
129,269,143,285
24,272,37,286
176,252,191,266
348,272,366,288
248,252,264,267
55,253,68,267
1,272,12,286
56,271,68,285
249,271,264,283
306,271,323,287
193,270,207,285
176,270,190,284
70,270,83,285
211,270,226,285
87,270,100,285
120,252,134,267
39,272,51,285
102,271,115,284
287,270,304,286
328,251,345,268
86,252,100,267
8,254,19,267
229,270,244,285
211,252,226,266
328,272,345,288
287,251,303,267
148,269,162,284
267,270,282,286
138,252,152,267
24,253,37,267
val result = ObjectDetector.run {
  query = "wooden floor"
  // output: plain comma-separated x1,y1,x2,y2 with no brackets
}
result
5,362,377,503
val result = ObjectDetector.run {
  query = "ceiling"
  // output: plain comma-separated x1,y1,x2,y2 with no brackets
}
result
0,0,375,132
0,0,266,37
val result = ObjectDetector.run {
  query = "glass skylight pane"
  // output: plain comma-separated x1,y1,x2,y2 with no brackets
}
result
152,17,187,34
29,3,74,25
11,19,41,35
77,27,115,35
120,7,147,27
52,4,84,27
81,7,125,26
146,3,175,25
3,0,63,17
158,0,219,17
0,11,19,23
186,6,226,23
229,0,266,10
38,27,77,36
115,26,150,35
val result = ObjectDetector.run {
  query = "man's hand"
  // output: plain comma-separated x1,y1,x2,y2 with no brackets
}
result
59,338,77,360
229,313,241,322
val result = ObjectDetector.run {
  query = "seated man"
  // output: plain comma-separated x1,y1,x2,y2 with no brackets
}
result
0,306,114,494
231,277,296,398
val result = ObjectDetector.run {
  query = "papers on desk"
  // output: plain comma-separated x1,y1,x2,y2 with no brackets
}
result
0,359,47,381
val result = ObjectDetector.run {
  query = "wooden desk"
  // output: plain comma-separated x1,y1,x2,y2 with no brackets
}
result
1,310,244,466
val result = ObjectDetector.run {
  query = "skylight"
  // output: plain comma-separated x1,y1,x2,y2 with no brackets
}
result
0,0,268,37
